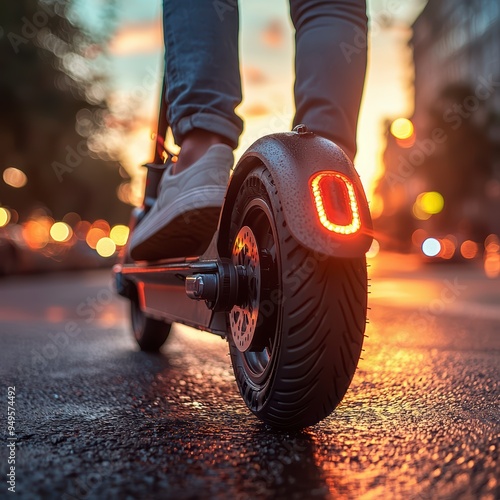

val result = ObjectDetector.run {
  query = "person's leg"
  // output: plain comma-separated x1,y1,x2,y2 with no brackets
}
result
130,1,240,260
163,0,243,173
289,0,368,161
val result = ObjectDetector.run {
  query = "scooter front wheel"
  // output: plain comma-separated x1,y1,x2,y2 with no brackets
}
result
227,165,367,430
130,287,171,352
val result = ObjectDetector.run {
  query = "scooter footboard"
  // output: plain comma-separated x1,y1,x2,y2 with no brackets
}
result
116,261,227,336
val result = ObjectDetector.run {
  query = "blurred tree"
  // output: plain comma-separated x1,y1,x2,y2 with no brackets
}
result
0,0,129,224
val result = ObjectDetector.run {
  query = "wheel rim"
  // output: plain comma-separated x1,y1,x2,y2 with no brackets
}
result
230,197,280,384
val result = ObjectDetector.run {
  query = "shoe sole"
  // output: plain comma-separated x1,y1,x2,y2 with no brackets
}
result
129,186,226,261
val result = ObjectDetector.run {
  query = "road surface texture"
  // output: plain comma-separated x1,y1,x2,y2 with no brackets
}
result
1,254,499,499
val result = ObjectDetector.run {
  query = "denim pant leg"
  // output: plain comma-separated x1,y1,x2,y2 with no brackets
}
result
163,0,243,149
290,0,368,161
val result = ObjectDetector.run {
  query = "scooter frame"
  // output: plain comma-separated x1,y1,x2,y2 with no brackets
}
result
113,78,373,340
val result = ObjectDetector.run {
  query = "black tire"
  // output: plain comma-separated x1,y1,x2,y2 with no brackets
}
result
227,165,368,430
130,287,171,352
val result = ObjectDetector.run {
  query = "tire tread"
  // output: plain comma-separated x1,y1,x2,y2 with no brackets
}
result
228,165,368,430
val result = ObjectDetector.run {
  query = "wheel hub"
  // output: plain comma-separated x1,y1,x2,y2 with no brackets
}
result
230,225,260,352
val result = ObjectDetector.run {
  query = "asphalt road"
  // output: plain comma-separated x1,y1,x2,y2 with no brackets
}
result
1,255,499,500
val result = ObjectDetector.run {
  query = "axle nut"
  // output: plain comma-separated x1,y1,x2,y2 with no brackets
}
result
185,274,218,302
185,275,204,298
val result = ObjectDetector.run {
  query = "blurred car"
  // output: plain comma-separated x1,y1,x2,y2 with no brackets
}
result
0,224,114,277
418,234,481,263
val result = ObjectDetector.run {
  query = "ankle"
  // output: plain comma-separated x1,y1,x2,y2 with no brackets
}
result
173,129,228,174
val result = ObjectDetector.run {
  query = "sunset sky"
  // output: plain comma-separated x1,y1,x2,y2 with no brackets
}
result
76,0,427,200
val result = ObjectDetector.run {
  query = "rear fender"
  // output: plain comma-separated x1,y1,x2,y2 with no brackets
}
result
217,131,373,258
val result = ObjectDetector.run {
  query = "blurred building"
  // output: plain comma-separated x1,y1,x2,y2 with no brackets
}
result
412,0,500,134
374,0,500,254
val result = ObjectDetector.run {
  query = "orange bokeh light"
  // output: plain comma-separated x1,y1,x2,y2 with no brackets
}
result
485,234,500,253
460,240,478,260
396,134,416,149
22,220,50,249
411,228,428,247
484,253,500,279
438,238,456,260
91,219,110,235
3,167,28,188
483,234,500,278
86,227,106,249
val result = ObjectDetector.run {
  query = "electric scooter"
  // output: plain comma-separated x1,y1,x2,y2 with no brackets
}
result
113,79,373,430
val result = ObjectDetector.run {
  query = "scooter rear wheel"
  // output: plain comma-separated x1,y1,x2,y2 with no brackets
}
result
227,165,367,430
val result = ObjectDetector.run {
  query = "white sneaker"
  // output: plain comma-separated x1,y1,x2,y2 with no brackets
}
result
129,144,233,261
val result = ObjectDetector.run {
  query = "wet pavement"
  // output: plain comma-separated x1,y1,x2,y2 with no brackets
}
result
1,257,499,499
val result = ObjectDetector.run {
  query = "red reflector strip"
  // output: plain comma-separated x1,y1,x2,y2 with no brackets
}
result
311,172,361,235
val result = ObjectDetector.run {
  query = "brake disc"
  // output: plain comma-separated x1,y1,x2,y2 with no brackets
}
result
229,225,260,352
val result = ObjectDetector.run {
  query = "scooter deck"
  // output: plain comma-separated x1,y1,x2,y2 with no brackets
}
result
114,234,227,336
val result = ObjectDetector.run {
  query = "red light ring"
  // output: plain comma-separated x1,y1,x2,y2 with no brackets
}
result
311,172,361,235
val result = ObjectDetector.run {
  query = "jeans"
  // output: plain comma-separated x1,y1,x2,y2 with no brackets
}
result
163,0,367,161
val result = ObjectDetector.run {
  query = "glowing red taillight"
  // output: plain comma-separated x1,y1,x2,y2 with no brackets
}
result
310,172,361,235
